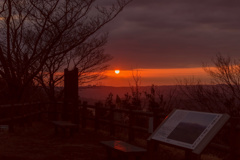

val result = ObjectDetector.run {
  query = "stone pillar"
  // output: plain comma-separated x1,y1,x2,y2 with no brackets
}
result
63,68,79,123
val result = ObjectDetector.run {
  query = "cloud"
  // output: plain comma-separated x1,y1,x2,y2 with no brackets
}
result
105,0,240,69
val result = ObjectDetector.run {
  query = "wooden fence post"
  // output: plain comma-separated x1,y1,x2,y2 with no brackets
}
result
147,140,159,160
46,102,50,121
72,101,80,125
185,150,201,160
152,108,165,130
128,109,135,142
81,101,87,129
25,103,33,126
95,103,101,131
9,104,14,133
153,109,159,131
109,105,115,136
37,102,43,121
148,116,154,133
229,117,240,159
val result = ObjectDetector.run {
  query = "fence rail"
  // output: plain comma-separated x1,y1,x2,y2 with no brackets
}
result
77,103,240,159
0,102,46,131
0,101,239,158
79,104,166,141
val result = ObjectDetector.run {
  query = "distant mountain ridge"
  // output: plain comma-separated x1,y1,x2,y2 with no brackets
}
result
78,85,177,104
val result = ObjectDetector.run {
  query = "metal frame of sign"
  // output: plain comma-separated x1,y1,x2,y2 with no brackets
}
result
148,109,230,154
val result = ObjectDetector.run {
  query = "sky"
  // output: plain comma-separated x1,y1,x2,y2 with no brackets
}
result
97,0,240,86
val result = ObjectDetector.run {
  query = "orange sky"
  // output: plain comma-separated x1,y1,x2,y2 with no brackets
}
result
98,67,211,86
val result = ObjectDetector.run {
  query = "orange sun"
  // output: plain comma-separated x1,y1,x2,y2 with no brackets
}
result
115,70,120,74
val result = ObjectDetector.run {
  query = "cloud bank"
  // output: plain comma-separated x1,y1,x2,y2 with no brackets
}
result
105,0,240,69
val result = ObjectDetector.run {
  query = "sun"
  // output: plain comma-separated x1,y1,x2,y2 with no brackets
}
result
115,70,120,74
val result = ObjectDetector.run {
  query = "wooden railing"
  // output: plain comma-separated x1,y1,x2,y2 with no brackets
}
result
76,102,240,159
0,102,46,131
0,101,239,158
79,103,167,142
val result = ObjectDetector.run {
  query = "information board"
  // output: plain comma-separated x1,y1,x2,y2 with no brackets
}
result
150,109,229,154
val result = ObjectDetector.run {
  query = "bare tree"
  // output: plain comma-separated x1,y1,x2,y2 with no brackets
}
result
144,84,178,112
129,70,141,109
0,0,131,102
35,33,112,101
178,54,240,116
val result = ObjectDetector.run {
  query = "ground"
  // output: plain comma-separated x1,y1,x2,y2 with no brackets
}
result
0,121,110,160
0,121,222,160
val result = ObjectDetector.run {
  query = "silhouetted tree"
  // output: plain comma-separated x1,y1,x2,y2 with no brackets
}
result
129,70,141,109
178,54,240,116
145,84,177,112
116,94,121,105
0,0,131,102
121,92,131,109
35,34,112,101
144,85,158,110
105,92,113,107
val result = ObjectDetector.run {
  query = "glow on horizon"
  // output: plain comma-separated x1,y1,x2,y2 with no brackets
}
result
105,68,207,77
102,67,211,86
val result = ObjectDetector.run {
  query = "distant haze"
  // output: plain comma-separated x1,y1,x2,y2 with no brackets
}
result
78,85,176,104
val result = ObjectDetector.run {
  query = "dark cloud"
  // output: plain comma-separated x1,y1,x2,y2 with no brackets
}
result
104,0,240,69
